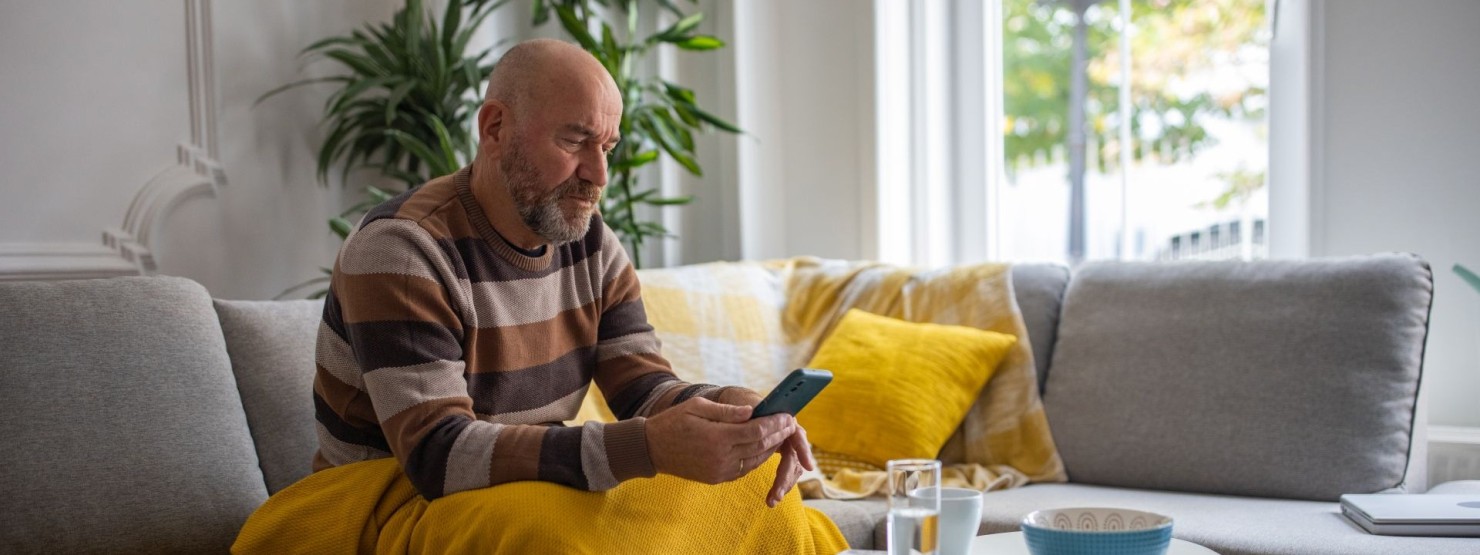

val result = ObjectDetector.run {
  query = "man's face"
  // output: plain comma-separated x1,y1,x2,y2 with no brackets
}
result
499,85,621,245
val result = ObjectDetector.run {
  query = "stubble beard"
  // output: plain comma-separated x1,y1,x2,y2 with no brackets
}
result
501,140,601,246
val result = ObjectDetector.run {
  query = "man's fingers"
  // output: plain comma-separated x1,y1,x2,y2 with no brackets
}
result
746,414,794,444
767,451,801,508
732,420,795,460
685,396,751,423
791,427,816,471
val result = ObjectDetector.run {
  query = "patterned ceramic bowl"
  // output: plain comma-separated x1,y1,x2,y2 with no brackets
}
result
1021,507,1174,555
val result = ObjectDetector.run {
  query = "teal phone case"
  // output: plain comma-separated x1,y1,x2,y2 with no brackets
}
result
751,368,833,419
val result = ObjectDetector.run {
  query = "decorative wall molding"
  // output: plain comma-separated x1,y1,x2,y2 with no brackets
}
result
6,0,224,281
0,2,217,281
101,0,227,276
0,243,139,281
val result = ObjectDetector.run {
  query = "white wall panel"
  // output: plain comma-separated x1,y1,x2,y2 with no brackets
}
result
0,1,189,244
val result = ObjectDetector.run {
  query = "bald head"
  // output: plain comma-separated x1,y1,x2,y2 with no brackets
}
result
470,39,622,249
485,39,619,120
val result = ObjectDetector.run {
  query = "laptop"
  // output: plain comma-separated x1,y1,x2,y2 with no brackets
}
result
1340,494,1480,537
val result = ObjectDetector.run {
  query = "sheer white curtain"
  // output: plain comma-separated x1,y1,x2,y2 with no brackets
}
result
874,0,1003,268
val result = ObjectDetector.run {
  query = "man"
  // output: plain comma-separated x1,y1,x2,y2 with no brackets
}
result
311,38,813,509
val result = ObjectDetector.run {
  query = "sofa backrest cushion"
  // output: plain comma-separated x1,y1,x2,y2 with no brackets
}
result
0,277,269,553
215,299,324,494
1043,254,1431,501
1009,264,1071,390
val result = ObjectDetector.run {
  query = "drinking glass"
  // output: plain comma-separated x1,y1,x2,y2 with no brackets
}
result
886,459,941,555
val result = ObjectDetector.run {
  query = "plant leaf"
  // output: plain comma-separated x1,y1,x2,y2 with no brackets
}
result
324,48,388,77
327,75,399,115
650,108,694,151
532,0,551,26
301,35,363,56
383,80,417,124
652,0,683,17
671,102,700,127
611,149,659,171
329,217,354,239
365,185,397,203
646,195,694,206
662,81,697,104
382,129,444,173
555,5,600,52
655,12,703,42
425,115,461,174
1456,264,1480,294
254,76,351,107
675,35,723,51
641,118,702,175
441,0,461,51
691,105,743,133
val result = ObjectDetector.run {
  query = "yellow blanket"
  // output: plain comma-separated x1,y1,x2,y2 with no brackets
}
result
233,456,846,555
770,258,1068,499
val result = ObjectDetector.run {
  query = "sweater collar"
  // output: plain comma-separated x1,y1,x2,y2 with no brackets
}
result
454,166,555,272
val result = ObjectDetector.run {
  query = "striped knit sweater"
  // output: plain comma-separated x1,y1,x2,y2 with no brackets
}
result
312,167,728,500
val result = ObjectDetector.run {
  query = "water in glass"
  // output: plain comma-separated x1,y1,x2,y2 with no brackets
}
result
886,459,941,555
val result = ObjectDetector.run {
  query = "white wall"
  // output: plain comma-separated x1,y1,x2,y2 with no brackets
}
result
0,0,407,297
0,1,192,278
660,0,743,266
729,0,877,262
0,0,831,287
201,1,404,299
1271,0,1480,428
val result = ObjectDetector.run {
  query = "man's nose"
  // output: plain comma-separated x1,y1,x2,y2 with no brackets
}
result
578,146,608,188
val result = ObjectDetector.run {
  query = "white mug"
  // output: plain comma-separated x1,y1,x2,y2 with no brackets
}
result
910,487,983,555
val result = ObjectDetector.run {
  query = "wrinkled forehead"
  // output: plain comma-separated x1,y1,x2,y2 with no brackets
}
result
524,70,622,136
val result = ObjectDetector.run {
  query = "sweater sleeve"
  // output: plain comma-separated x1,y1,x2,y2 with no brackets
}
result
334,219,654,499
589,226,735,423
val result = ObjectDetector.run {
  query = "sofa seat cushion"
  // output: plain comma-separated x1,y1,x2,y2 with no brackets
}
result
804,498,889,549
952,483,1479,555
0,277,269,553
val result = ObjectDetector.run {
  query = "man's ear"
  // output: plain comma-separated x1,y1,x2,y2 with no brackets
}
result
477,100,509,155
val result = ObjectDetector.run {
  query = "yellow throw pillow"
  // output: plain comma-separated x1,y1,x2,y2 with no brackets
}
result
798,308,1018,469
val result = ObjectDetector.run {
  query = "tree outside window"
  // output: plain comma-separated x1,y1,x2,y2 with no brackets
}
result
999,0,1269,263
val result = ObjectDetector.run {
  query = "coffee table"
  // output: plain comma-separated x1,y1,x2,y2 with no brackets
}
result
971,531,1216,554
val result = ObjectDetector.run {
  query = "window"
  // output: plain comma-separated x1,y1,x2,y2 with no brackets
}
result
873,0,1268,267
994,0,1270,264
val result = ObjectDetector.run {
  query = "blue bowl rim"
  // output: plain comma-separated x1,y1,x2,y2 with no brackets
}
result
1021,507,1175,535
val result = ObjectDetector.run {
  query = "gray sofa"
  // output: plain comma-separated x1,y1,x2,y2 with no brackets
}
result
2,254,1475,554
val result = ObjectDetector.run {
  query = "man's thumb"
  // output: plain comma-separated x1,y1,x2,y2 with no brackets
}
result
687,396,752,423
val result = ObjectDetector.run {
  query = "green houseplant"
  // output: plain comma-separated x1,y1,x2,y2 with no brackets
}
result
533,0,741,266
1457,264,1480,295
261,0,509,298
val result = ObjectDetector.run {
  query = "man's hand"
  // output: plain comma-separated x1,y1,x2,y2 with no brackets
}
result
645,396,796,486
716,387,818,508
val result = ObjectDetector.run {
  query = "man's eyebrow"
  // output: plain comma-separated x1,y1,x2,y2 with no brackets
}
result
562,124,619,145
562,123,595,137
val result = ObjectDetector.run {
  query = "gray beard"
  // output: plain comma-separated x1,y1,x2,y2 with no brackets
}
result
518,194,590,245
501,143,596,245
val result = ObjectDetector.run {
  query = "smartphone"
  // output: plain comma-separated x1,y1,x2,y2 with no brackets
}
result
750,368,833,419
